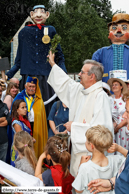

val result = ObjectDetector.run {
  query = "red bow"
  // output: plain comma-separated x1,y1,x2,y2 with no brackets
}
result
27,24,45,30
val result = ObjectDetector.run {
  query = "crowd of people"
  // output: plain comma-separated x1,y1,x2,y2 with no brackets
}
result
0,5,129,194
0,50,129,194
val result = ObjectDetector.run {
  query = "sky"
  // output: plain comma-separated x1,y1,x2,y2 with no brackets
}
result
55,0,128,13
110,0,128,13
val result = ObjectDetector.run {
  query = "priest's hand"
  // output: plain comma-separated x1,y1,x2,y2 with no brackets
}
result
47,50,55,67
64,121,73,132
60,129,67,134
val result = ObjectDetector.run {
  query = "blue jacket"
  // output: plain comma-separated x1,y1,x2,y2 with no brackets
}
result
115,151,129,194
92,44,129,82
48,101,69,137
7,25,67,79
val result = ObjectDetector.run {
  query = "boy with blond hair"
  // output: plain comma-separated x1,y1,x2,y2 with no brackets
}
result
72,125,125,194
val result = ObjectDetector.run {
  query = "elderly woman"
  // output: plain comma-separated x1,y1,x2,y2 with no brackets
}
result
108,78,128,152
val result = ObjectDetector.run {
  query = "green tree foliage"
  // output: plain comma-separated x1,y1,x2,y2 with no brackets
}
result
48,0,112,72
86,0,113,23
0,0,114,72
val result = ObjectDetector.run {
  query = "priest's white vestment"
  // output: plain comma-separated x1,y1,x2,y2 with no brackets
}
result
48,64,114,177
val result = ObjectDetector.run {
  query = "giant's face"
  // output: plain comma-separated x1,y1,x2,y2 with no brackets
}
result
30,8,49,24
108,22,129,44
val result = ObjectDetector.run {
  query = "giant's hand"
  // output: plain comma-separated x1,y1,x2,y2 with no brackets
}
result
88,179,111,194
47,51,55,67
0,79,6,90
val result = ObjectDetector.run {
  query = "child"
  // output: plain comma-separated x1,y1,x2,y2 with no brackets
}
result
72,125,125,194
11,99,32,166
87,144,129,193
11,99,32,134
35,136,74,194
13,130,37,175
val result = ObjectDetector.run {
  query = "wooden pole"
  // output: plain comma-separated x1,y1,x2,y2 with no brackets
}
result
1,71,6,81
0,56,6,81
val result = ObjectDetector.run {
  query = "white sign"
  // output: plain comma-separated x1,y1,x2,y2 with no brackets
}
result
109,70,127,81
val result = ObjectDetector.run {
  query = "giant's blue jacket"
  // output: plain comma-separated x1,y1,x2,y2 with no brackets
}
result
92,44,129,82
7,25,67,79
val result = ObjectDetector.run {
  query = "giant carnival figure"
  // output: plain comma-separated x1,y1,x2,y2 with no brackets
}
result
92,13,129,82
6,5,67,116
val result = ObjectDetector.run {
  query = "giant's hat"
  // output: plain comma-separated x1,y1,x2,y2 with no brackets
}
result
26,76,37,85
108,13,129,28
32,5,46,11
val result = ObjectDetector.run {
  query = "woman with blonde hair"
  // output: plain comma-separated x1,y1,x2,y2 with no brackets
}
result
3,82,18,111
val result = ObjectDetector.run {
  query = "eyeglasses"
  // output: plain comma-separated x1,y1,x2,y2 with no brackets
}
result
80,69,89,74
112,84,120,87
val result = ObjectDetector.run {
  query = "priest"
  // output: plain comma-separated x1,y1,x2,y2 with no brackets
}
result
47,51,113,178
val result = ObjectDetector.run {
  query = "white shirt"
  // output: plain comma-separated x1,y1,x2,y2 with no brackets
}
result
28,108,34,122
1,90,6,101
1,82,8,101
72,155,125,194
